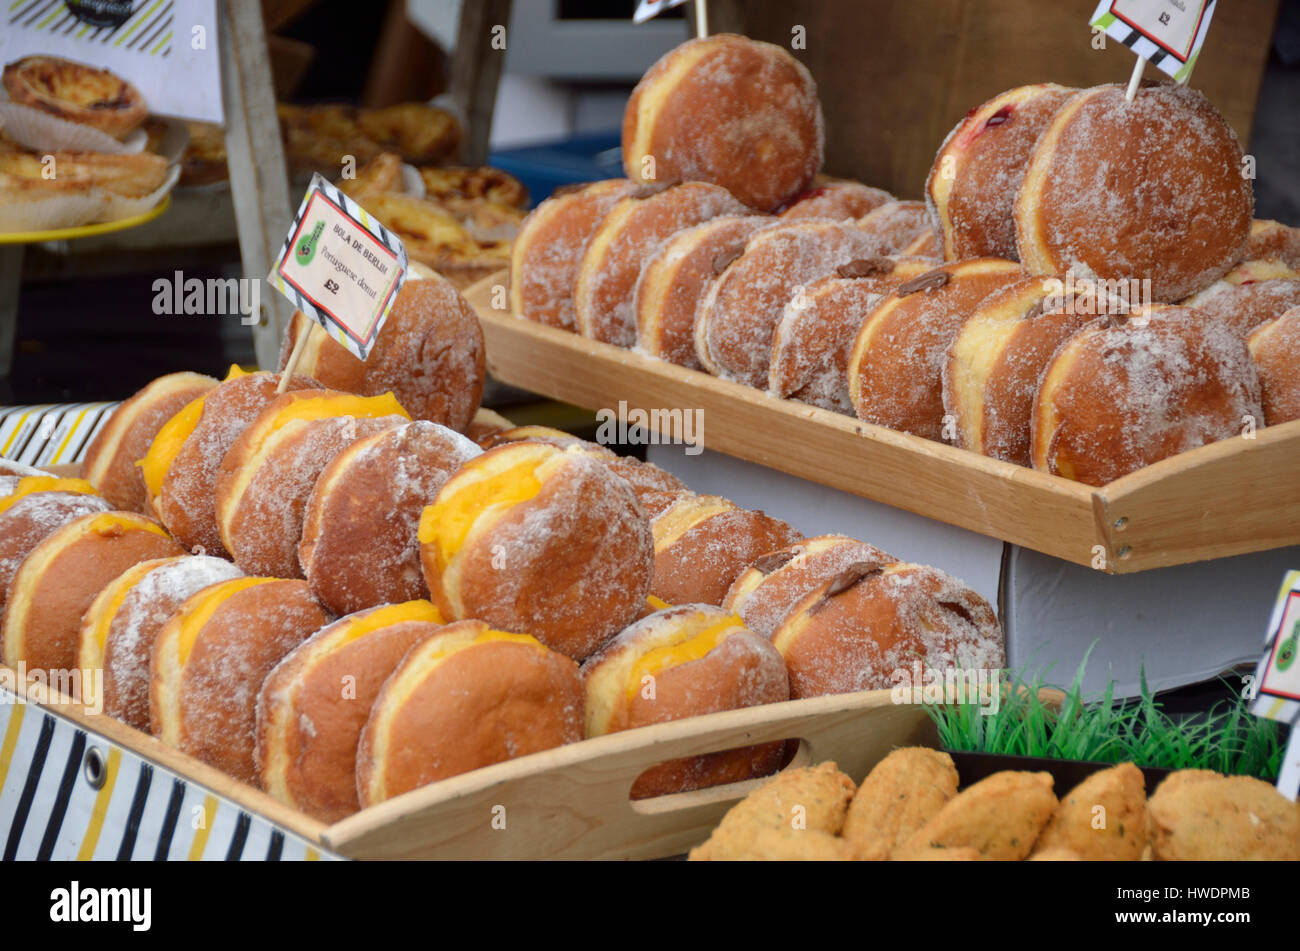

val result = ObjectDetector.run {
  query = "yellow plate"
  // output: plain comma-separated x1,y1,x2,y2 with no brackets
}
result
0,194,171,244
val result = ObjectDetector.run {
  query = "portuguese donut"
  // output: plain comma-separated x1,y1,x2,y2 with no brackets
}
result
780,182,892,221
0,484,110,615
1247,306,1300,425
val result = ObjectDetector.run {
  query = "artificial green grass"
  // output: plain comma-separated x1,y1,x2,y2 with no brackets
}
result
924,650,1287,780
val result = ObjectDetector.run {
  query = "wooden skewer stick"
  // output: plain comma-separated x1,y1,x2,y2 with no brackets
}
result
277,324,309,394
694,0,707,39
1124,54,1145,101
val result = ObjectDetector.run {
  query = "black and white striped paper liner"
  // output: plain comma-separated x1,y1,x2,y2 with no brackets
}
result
0,403,117,467
269,173,409,362
0,689,337,861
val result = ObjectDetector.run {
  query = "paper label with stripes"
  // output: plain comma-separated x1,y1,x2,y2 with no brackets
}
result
270,174,409,362
1090,0,1217,82
0,686,338,860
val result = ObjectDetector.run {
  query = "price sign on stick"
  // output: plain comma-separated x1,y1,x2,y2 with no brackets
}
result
1090,0,1217,95
634,0,706,38
269,174,409,390
1246,569,1300,801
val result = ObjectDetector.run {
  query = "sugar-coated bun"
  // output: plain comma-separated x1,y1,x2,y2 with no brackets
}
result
769,258,934,413
1248,306,1300,425
150,577,330,785
636,214,774,369
419,441,654,661
510,179,638,330
581,603,789,798
300,421,480,617
214,389,410,577
849,259,1025,439
356,619,583,806
1015,83,1253,302
575,181,748,346
2,511,183,673
151,370,322,558
853,201,936,255
1031,306,1263,485
927,84,1074,261
696,219,891,387
723,534,896,639
0,483,109,614
462,407,515,447
780,181,893,221
257,600,444,822
650,493,802,606
942,275,1099,465
82,371,218,512
277,274,486,431
622,34,823,212
772,561,1005,698
78,555,243,730
1182,278,1300,337
900,228,943,259
1244,219,1300,270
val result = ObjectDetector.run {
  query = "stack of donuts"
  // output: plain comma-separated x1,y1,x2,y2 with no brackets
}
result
509,34,1300,486
0,265,1003,821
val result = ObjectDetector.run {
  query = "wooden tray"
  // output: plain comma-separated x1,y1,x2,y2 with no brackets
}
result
6,669,934,861
465,272,1300,574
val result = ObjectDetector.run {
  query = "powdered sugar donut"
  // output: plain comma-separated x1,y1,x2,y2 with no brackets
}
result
723,534,897,639
510,178,638,330
419,441,654,661
1247,306,1300,425
927,84,1074,261
943,275,1100,465
771,562,1005,698
78,555,243,730
651,493,802,606
900,228,943,259
1245,219,1300,269
1182,278,1300,337
147,370,321,559
854,201,936,255
780,181,892,221
769,257,935,413
151,577,330,784
299,420,481,616
622,34,823,212
2,511,183,673
696,219,891,387
848,259,1025,439
214,389,410,577
257,600,444,822
82,371,218,512
356,620,583,805
582,604,789,799
1031,306,1264,485
1016,83,1253,302
277,274,485,431
0,489,111,614
574,181,748,346
635,214,774,368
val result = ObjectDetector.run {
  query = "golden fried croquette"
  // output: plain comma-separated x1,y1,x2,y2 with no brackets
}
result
841,747,958,860
896,770,1057,860
1034,762,1148,860
891,845,982,861
1148,771,1300,861
1028,847,1081,861
690,826,854,861
688,761,856,860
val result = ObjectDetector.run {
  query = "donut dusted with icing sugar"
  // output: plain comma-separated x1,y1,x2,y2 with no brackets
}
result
1031,306,1264,485
780,182,892,221
510,179,638,330
1015,83,1253,303
574,181,748,346
1248,306,1300,425
926,84,1074,262
622,34,823,212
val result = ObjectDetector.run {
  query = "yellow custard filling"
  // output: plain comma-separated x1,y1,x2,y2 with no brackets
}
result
0,476,98,514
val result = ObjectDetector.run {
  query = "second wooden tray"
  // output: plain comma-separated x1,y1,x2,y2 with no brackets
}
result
466,271,1300,574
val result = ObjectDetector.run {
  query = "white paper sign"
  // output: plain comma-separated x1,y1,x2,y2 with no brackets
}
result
1090,0,1217,82
0,0,222,123
633,0,690,24
1246,569,1300,801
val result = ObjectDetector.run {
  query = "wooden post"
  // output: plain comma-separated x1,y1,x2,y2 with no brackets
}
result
448,0,513,166
219,0,295,371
